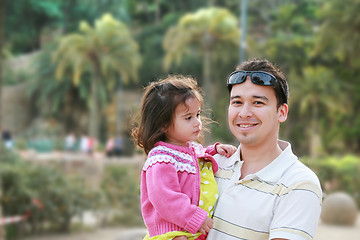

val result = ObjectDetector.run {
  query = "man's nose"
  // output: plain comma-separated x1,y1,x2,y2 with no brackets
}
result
238,103,252,118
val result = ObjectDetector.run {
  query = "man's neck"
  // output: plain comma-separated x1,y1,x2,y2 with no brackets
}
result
239,140,282,179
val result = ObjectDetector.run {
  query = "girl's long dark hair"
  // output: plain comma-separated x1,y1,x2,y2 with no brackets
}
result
131,75,203,154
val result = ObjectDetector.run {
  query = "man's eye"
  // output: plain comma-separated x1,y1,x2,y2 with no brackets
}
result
254,101,265,105
231,101,242,105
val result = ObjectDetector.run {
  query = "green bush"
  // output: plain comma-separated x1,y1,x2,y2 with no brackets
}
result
100,165,143,226
0,151,101,238
302,155,360,207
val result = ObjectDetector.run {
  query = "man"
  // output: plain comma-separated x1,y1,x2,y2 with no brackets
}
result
207,59,322,240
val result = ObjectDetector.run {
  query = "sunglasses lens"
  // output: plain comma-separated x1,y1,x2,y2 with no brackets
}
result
251,72,275,86
228,71,247,85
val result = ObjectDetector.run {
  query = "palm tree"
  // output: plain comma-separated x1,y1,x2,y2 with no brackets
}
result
163,7,239,142
53,13,141,140
30,45,93,133
290,66,347,158
316,0,360,68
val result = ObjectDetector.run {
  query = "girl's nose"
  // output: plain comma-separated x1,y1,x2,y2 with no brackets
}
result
194,117,201,127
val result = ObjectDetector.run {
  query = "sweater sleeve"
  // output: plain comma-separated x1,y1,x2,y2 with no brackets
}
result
205,143,220,156
145,162,208,234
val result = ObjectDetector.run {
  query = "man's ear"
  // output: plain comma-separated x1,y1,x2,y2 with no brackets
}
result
278,103,288,123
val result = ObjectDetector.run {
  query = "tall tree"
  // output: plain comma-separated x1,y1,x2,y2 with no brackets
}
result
0,0,5,238
314,0,360,153
315,0,360,69
163,7,239,142
290,66,347,158
53,14,141,140
29,44,89,133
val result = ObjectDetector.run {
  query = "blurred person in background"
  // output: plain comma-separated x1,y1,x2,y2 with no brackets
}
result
2,128,14,150
64,132,77,152
80,134,90,154
207,59,322,240
106,134,124,157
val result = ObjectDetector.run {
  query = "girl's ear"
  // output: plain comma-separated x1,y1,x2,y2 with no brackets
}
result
161,124,169,133
278,103,288,123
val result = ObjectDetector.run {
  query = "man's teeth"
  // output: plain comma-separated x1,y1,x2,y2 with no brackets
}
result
239,124,253,127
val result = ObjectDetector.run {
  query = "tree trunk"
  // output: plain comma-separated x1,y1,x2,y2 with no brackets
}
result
202,49,213,145
116,80,123,135
89,60,101,141
0,0,6,237
310,99,322,159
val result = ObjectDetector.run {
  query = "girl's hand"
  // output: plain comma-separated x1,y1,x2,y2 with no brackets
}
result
199,217,213,235
216,144,237,158
173,236,188,240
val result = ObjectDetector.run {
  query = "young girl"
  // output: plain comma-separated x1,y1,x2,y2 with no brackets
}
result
132,75,236,240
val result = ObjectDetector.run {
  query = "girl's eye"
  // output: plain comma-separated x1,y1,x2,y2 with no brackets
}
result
185,116,192,120
196,113,200,118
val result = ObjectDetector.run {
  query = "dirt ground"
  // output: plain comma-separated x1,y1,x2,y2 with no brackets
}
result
23,213,360,240
315,214,360,240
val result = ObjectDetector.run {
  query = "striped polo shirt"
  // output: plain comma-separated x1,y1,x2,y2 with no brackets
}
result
207,140,322,240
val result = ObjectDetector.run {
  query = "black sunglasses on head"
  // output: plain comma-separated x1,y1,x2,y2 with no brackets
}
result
227,70,277,86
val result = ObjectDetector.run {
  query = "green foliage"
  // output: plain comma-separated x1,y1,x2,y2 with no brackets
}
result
0,151,101,237
163,7,239,70
303,155,360,206
53,13,141,139
288,66,348,157
315,0,360,68
4,0,63,54
100,165,142,226
2,68,29,86
4,0,360,154
29,43,89,132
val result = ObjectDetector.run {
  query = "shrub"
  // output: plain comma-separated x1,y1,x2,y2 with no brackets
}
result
0,151,101,239
100,165,143,226
302,155,360,207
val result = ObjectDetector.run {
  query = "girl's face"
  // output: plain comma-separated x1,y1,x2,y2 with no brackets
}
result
165,97,202,146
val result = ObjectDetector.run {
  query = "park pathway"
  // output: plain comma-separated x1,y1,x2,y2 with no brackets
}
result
23,213,360,240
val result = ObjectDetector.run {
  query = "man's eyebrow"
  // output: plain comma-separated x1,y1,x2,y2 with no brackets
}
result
230,95,269,101
254,95,269,101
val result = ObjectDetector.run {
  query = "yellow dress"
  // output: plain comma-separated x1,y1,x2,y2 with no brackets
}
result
144,159,219,240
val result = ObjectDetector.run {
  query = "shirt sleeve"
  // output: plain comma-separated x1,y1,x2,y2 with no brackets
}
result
269,181,322,240
145,162,208,234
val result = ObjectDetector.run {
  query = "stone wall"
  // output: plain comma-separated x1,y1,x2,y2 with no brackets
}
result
2,51,40,134
1,83,32,134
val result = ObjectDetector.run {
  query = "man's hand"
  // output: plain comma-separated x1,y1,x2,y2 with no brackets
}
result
216,144,237,158
199,217,213,235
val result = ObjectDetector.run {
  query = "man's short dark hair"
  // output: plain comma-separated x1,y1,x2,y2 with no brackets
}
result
228,58,289,108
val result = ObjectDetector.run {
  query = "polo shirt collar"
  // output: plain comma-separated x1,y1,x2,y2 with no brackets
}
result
239,140,298,183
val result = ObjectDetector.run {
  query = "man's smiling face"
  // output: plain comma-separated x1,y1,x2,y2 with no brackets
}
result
228,78,287,148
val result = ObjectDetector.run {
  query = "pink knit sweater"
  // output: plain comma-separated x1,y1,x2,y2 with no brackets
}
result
141,141,218,237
